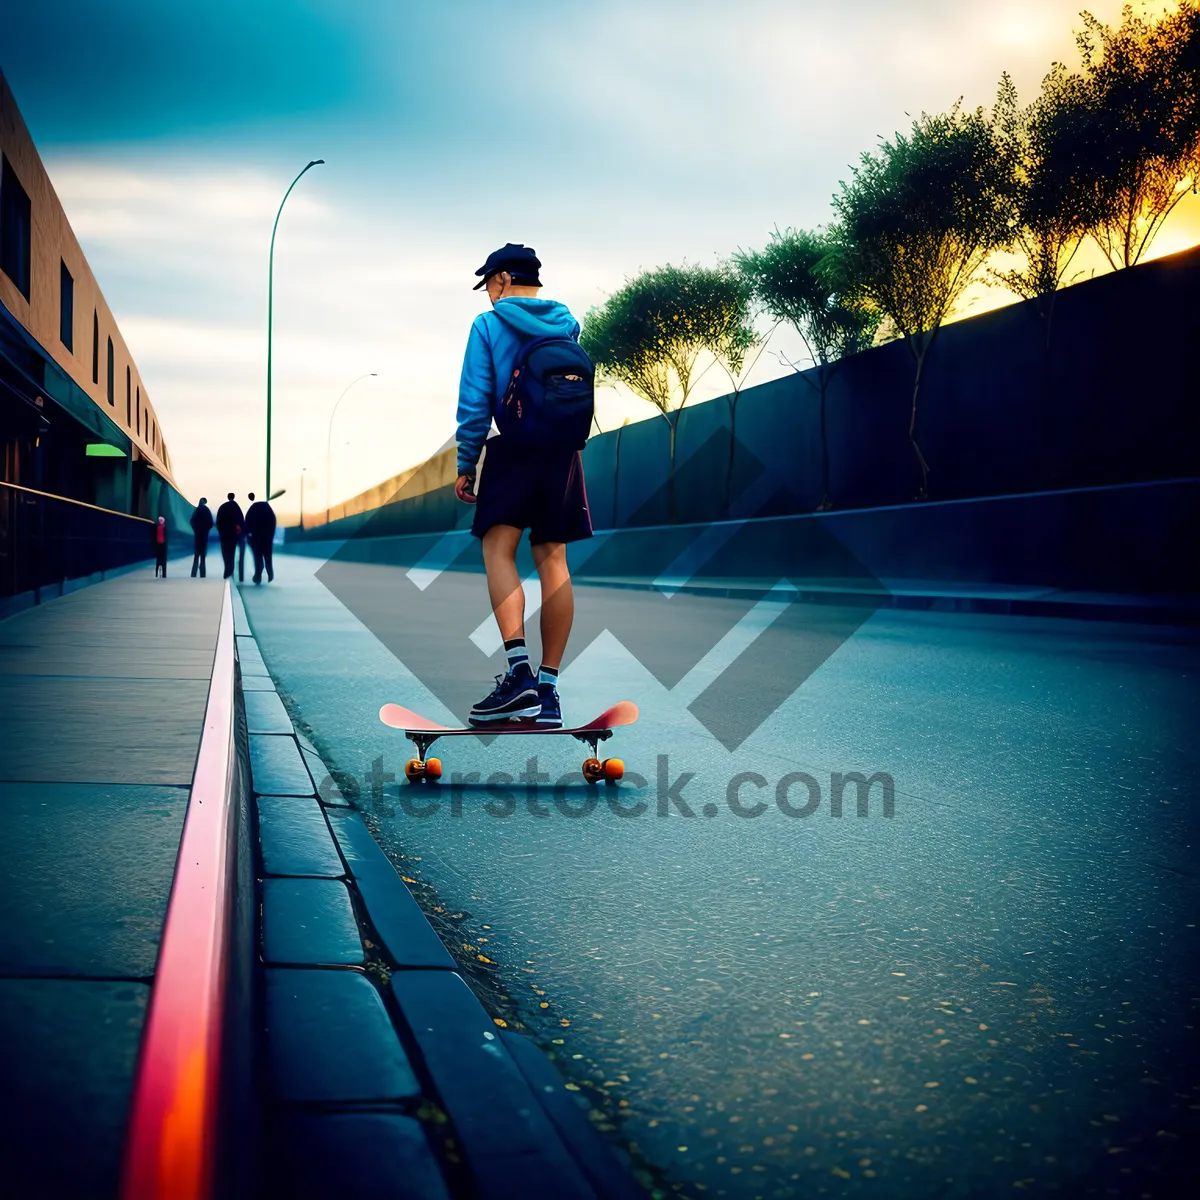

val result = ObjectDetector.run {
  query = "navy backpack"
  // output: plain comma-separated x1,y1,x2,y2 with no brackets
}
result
495,335,595,451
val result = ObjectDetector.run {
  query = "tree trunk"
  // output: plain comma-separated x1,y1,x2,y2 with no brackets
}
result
908,333,933,500
668,413,678,524
724,393,738,516
818,364,832,511
612,423,624,528
1037,289,1058,490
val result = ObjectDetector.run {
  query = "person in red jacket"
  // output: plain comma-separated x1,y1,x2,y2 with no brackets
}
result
153,516,168,578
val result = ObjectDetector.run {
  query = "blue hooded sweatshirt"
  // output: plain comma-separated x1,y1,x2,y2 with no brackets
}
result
455,296,581,475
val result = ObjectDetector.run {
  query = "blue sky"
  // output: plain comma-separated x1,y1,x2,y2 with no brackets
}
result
6,0,1194,513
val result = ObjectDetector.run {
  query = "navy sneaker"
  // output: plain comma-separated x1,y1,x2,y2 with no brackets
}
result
536,682,562,728
469,665,539,725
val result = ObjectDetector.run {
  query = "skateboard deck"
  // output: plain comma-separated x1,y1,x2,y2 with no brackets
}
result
379,700,638,783
379,700,638,737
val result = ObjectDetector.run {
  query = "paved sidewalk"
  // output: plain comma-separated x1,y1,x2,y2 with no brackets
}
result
0,560,224,1196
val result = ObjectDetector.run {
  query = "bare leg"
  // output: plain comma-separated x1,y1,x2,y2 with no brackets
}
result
532,541,573,670
482,525,525,645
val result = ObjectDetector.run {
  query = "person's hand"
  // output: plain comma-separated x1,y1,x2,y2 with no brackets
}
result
455,474,477,504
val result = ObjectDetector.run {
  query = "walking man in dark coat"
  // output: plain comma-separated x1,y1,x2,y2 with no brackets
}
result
190,497,214,577
215,492,244,580
245,492,277,584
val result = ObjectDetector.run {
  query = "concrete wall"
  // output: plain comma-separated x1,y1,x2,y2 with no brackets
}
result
0,68,175,485
305,446,458,531
285,479,1199,596
289,242,1198,552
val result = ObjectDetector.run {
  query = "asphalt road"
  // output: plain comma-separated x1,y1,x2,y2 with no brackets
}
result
241,554,1200,1200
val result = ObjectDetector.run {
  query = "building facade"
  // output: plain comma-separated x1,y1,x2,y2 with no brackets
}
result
0,66,180,518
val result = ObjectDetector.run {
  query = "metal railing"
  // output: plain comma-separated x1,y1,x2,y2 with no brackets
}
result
0,479,154,599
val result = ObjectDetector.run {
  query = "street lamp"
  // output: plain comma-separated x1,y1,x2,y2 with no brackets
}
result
326,372,377,523
266,158,324,501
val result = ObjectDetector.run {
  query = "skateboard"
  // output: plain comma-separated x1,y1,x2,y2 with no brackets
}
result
379,700,638,785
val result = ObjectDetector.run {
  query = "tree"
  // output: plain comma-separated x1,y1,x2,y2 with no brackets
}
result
689,263,766,513
1073,1,1200,270
987,68,1115,488
612,416,630,527
830,102,1013,499
990,69,1102,318
736,228,879,510
581,263,754,522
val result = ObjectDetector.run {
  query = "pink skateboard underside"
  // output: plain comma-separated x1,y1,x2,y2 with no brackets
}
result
379,700,638,736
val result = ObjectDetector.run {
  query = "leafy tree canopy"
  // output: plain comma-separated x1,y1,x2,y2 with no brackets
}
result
734,227,879,366
1073,1,1200,267
828,101,1013,342
991,68,1108,299
580,262,755,415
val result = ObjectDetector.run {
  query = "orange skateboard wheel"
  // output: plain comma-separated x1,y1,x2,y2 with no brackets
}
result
603,758,624,782
405,759,425,783
424,757,442,780
582,757,603,784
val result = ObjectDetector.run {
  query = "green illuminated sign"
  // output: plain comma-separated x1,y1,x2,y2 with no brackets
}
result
85,444,126,458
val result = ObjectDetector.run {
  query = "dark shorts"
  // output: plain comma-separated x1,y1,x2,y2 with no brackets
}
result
471,436,593,545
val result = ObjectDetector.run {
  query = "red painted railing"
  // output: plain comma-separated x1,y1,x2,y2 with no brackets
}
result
121,582,238,1200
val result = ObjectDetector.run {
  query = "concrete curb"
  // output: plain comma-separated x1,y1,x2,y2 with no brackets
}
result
230,585,639,1199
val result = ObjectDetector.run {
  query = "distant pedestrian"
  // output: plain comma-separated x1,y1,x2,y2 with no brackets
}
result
237,492,255,582
153,516,168,578
216,492,244,580
190,497,214,578
245,492,277,584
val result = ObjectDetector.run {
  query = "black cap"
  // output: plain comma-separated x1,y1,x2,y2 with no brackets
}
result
473,243,542,290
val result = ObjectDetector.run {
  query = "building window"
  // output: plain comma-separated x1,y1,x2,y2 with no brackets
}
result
60,261,74,351
136,387,141,436
125,366,131,423
132,384,136,429
106,337,114,405
92,312,99,383
0,156,31,301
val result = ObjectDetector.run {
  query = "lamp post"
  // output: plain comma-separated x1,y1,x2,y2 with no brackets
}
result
266,158,324,502
326,372,377,523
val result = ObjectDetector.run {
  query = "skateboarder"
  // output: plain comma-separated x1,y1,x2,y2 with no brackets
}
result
454,243,593,729
215,492,243,580
246,492,277,584
190,497,213,577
